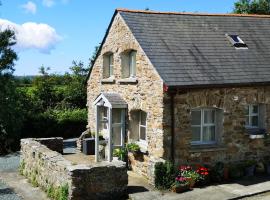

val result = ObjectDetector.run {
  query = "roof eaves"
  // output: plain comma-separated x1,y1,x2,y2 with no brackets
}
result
116,8,270,18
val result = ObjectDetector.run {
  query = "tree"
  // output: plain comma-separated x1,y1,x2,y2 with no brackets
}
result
0,29,18,75
234,0,270,14
0,29,23,154
63,61,89,108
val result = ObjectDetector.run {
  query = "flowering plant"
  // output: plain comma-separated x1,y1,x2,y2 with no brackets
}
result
179,165,200,182
196,165,210,181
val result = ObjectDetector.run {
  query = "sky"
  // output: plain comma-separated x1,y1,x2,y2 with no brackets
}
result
1,0,237,76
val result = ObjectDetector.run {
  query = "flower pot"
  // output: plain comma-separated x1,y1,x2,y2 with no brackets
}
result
172,184,190,193
245,165,255,176
188,180,196,189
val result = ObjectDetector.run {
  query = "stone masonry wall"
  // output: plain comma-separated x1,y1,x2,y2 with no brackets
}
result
20,138,128,200
163,86,270,166
87,13,165,178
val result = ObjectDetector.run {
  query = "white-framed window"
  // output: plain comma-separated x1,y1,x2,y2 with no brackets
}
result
191,108,216,144
121,50,137,78
139,111,147,142
245,105,259,128
103,53,114,78
99,106,108,130
129,50,136,78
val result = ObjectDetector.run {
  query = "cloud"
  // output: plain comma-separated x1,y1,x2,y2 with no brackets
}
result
22,1,37,14
42,0,55,7
42,0,70,7
0,19,62,54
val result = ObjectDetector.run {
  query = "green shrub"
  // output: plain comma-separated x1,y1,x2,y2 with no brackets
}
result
21,108,87,139
19,160,25,175
126,143,140,152
154,161,175,189
47,183,69,200
113,148,127,161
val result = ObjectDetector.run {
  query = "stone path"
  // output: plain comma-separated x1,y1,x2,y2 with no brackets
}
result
0,152,49,200
128,174,270,200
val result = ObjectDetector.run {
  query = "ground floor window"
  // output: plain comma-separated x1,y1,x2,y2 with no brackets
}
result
130,110,147,144
245,105,259,128
191,108,218,144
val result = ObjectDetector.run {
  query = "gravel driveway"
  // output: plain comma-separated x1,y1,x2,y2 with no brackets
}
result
0,152,22,200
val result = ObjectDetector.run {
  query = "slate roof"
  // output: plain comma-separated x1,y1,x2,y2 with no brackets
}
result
118,9,270,88
102,93,127,106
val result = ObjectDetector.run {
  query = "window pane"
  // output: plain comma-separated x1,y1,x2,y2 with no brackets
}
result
251,116,258,127
244,106,249,115
129,51,136,76
204,110,215,124
112,126,121,146
245,116,250,126
140,126,146,141
109,54,113,76
202,126,215,142
130,111,140,141
251,105,258,114
191,110,201,125
191,127,200,141
112,109,121,124
140,111,147,126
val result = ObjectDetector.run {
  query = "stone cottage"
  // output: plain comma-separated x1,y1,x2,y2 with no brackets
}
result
86,9,270,181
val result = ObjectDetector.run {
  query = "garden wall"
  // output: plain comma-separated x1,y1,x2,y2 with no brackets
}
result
20,138,128,200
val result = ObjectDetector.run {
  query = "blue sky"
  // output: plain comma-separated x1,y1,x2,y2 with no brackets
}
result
1,0,237,75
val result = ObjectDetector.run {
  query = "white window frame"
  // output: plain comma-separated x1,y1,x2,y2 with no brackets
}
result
129,51,136,78
245,104,259,128
191,108,216,145
139,111,147,144
112,109,125,147
108,54,114,77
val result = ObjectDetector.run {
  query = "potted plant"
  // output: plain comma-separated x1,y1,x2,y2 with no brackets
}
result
210,162,225,183
244,160,256,176
196,165,210,186
171,176,190,193
229,163,244,179
126,143,140,156
180,165,200,188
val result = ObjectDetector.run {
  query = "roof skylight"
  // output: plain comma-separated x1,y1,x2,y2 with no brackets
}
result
226,34,248,49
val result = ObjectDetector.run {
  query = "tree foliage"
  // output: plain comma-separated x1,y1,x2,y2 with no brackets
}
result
0,30,23,154
234,0,270,14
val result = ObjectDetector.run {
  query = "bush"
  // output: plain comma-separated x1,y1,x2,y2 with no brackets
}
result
154,161,175,189
21,108,87,139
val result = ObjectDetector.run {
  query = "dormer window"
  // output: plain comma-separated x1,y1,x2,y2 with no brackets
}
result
226,34,248,49
121,50,137,78
103,53,114,78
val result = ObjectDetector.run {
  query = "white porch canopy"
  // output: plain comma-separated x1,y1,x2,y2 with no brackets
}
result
93,93,127,162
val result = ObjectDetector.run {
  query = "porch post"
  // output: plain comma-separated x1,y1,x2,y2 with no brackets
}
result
95,105,99,162
108,107,113,162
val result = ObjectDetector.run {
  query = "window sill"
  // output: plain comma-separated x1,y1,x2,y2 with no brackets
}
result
101,77,115,84
189,144,226,153
118,77,138,84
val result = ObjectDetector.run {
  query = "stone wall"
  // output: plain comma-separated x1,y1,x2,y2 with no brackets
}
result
33,137,63,154
87,13,165,178
163,86,270,166
20,138,128,200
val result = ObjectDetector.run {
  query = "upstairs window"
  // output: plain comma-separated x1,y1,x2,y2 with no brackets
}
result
226,34,248,49
103,53,114,78
245,105,259,128
121,50,137,78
